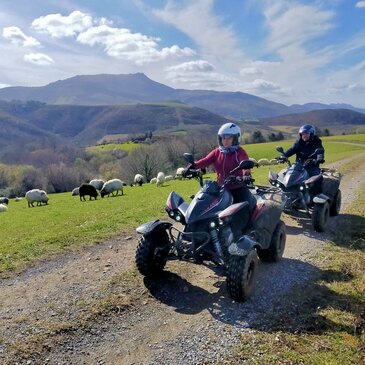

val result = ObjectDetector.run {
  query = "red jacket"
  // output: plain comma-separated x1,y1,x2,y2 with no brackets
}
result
194,147,250,190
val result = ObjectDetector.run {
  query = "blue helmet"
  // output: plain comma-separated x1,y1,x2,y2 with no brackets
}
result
299,124,315,138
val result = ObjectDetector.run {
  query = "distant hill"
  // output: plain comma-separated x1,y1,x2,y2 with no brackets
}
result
0,100,230,147
260,108,365,126
1,73,364,118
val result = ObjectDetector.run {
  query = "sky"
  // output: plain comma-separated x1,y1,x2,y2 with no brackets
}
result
1,0,365,108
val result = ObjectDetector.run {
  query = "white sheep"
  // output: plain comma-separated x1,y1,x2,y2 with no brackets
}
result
150,177,157,184
89,179,105,190
165,175,174,181
71,187,79,196
25,189,49,208
134,174,145,186
175,167,185,180
100,179,124,198
156,172,165,187
0,203,8,212
249,157,258,165
257,158,271,166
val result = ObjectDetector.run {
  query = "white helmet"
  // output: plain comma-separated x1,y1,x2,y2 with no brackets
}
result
217,123,241,146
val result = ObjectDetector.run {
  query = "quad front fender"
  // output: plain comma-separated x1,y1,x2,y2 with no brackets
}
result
136,219,172,235
228,235,258,256
313,193,330,204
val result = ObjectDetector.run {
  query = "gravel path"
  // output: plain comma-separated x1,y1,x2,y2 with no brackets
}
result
1,151,364,365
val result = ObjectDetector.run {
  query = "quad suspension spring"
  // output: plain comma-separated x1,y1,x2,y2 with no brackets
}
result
210,228,223,259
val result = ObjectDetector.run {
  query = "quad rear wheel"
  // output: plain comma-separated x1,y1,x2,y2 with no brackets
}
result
312,201,330,232
330,189,341,216
257,220,286,262
226,248,258,302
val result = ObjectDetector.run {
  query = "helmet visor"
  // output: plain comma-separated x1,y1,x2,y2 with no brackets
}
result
221,134,234,139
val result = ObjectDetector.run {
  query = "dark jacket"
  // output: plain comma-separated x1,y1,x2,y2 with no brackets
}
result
283,135,324,176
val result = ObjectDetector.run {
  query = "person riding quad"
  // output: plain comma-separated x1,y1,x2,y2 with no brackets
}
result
280,124,325,194
183,123,256,210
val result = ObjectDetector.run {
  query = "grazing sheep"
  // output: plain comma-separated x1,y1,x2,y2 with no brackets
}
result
150,177,157,184
257,158,270,166
175,167,185,180
100,179,124,198
0,203,8,212
165,175,174,181
156,172,165,187
25,189,49,207
71,187,79,196
134,174,144,186
249,157,258,165
79,183,98,201
0,197,9,205
89,179,104,190
270,158,279,165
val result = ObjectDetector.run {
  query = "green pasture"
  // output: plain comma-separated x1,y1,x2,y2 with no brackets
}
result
86,142,141,153
1,134,364,276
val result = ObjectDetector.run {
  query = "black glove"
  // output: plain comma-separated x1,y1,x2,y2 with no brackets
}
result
241,175,253,184
182,164,193,178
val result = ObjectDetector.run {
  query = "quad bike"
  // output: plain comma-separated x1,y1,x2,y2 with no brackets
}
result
268,146,342,232
135,154,287,302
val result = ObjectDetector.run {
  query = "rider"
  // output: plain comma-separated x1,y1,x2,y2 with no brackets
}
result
183,123,256,210
280,124,325,177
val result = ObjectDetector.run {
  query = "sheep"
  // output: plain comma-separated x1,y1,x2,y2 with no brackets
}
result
150,177,157,184
175,167,185,180
100,179,124,198
15,197,22,202
134,174,144,186
257,158,271,166
79,183,98,201
165,175,174,181
89,179,105,190
0,203,8,212
71,187,79,196
25,189,49,208
156,172,165,187
0,197,9,205
249,157,258,165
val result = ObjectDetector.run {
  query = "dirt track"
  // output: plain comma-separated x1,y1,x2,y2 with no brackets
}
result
1,151,364,365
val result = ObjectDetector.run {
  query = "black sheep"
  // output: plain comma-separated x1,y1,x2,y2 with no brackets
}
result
79,183,98,201
0,197,9,205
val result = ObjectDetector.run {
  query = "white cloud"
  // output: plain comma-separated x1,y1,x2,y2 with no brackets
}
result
24,53,54,65
77,25,195,64
247,78,292,96
0,83,11,89
167,60,214,73
264,3,334,51
31,10,93,38
2,26,40,47
240,61,281,76
355,1,365,8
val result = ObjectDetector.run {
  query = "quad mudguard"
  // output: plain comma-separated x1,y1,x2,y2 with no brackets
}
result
136,219,172,236
228,235,257,256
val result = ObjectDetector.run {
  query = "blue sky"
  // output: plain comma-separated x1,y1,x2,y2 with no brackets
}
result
1,0,365,107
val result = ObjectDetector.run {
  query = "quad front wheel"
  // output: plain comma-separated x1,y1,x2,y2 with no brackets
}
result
226,249,258,302
135,230,170,276
257,220,286,262
312,201,330,232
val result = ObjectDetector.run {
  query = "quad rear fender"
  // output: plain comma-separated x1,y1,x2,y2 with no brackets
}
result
136,219,172,235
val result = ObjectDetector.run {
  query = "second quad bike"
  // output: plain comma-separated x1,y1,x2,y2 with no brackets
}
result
269,146,342,232
135,154,287,302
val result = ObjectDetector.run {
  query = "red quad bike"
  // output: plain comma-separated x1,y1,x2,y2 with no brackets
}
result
269,146,342,232
135,154,287,302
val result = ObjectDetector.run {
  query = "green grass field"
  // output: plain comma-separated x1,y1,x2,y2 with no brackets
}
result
1,134,364,276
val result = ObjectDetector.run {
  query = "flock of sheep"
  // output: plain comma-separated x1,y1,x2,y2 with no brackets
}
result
0,160,279,212
0,167,188,212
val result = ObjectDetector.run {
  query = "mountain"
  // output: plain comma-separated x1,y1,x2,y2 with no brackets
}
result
260,108,365,126
1,73,363,118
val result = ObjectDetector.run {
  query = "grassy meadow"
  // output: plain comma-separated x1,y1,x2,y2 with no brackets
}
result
0,134,364,277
